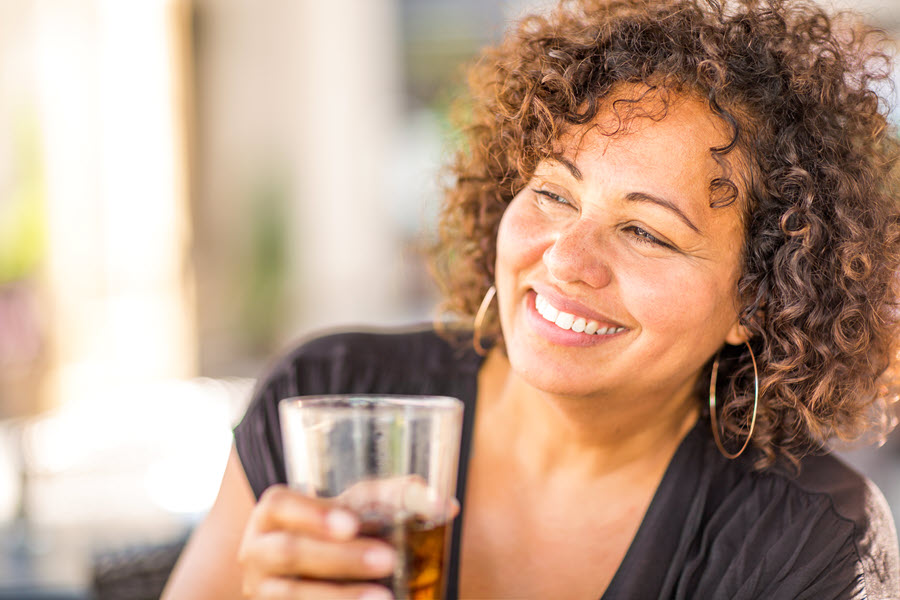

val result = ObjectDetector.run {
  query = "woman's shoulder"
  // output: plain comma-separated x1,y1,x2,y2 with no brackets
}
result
255,323,480,393
760,451,900,599
682,427,900,599
626,425,900,599
270,323,475,371
233,323,481,500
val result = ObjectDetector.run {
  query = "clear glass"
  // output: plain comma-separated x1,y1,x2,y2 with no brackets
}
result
279,394,464,600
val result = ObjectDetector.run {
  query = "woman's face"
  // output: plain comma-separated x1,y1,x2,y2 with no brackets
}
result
495,95,747,402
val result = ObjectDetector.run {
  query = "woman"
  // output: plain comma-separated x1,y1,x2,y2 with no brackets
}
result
164,0,900,598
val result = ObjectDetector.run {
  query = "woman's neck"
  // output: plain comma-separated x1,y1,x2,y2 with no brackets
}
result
476,348,700,484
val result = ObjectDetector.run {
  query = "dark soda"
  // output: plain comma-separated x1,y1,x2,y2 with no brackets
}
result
359,513,449,600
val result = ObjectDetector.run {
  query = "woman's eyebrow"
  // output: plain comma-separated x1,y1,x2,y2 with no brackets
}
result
626,191,702,234
548,156,583,180
544,157,702,234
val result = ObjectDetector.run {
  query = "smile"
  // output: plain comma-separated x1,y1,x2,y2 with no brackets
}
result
535,293,626,335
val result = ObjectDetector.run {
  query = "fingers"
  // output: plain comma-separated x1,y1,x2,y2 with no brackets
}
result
241,530,396,580
447,497,461,520
240,485,399,597
401,480,456,521
254,577,393,600
240,484,457,598
252,485,359,540
338,477,457,522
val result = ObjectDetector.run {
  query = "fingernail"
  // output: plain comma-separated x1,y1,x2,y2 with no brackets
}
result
363,546,396,571
326,509,357,537
360,587,393,600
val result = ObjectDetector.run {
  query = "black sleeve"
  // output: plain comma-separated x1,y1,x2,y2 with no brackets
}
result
233,349,339,499
604,426,899,600
690,468,899,600
232,331,371,499
231,327,480,501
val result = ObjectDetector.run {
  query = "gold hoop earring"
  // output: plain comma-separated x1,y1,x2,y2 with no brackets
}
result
473,285,496,356
709,340,759,459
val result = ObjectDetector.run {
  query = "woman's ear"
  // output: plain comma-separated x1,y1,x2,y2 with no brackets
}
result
725,320,751,346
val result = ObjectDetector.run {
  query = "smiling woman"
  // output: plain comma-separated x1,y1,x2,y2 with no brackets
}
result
495,93,748,401
164,1,900,599
434,0,900,471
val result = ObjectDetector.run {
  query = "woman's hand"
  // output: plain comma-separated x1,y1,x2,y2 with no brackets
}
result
238,484,397,599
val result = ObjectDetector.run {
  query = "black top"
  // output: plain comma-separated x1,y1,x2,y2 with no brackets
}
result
234,326,900,600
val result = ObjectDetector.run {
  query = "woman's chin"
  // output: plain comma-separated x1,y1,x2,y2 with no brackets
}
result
507,355,611,399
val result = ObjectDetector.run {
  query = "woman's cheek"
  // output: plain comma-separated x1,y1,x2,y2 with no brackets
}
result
626,265,732,336
497,200,552,269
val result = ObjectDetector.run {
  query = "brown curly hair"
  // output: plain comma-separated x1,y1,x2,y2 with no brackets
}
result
431,0,900,467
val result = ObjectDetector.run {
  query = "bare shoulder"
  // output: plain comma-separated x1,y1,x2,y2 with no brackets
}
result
161,446,256,600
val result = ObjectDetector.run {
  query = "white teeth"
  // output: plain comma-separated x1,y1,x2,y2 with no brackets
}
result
543,304,559,322
534,293,625,336
555,312,575,329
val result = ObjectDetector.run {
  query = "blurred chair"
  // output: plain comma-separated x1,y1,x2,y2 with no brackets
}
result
90,535,188,600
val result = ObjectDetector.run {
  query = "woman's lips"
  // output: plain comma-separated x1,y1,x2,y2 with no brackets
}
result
531,286,626,328
535,292,627,335
524,290,628,347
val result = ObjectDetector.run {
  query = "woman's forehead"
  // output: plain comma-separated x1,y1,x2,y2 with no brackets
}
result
560,88,729,152
547,89,748,210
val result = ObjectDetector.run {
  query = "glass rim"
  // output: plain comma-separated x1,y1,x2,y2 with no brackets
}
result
278,394,463,413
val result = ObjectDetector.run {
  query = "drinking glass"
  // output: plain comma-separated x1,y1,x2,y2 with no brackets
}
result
279,395,464,600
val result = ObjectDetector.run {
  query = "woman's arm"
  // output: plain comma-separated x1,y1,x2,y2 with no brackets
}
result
161,446,255,600
161,445,398,599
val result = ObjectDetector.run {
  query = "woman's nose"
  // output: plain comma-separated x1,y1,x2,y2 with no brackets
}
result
542,221,612,288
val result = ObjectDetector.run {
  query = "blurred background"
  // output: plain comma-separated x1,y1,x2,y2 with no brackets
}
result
0,0,899,598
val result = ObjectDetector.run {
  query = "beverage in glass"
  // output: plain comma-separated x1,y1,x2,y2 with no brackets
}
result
279,395,464,599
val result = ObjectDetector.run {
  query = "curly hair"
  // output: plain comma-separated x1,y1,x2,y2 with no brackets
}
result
431,0,900,467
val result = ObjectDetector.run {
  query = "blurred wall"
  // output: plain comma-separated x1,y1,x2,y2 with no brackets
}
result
0,0,197,418
35,0,196,408
190,0,409,377
0,1,45,418
188,0,513,377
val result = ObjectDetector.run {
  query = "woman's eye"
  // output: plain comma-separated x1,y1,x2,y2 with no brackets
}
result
533,189,572,207
625,225,674,250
